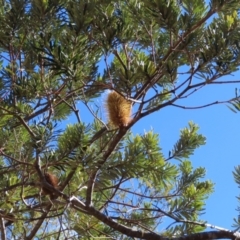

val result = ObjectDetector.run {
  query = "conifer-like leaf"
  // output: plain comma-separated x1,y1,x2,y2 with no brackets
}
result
171,122,206,160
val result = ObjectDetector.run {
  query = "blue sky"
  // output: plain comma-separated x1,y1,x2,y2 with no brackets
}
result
131,76,240,230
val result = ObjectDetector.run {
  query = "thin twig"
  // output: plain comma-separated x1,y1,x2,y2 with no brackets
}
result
0,216,6,240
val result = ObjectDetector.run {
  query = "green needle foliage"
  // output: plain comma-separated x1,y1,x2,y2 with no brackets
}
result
0,0,240,239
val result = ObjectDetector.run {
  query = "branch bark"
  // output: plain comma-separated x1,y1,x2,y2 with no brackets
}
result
0,217,6,240
83,203,239,240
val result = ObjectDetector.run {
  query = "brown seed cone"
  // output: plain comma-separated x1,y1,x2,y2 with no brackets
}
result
106,91,132,127
42,172,59,199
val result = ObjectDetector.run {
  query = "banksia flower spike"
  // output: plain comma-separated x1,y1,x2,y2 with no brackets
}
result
42,172,59,199
106,91,132,128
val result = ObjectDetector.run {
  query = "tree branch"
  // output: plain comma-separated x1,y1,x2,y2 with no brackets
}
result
85,127,128,206
0,216,6,240
26,205,52,240
82,203,240,240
